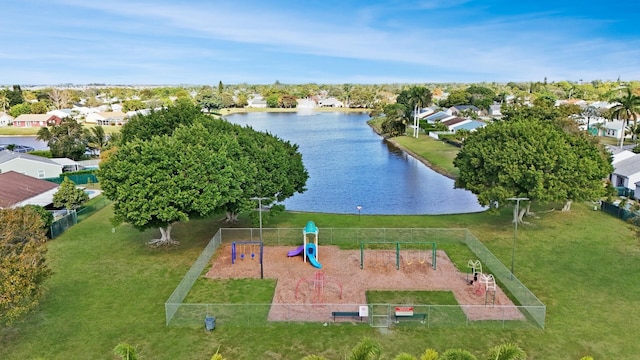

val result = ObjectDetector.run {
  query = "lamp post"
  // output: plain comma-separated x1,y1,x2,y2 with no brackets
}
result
250,197,269,279
356,205,362,219
506,197,528,280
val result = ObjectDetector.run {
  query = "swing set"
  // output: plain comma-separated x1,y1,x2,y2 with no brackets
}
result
359,241,436,270
231,241,263,264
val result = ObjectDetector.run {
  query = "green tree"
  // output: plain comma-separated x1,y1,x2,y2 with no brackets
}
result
30,101,49,114
610,87,640,128
9,102,31,118
0,93,9,112
119,101,200,144
87,125,109,155
235,92,248,108
454,119,612,219
485,343,526,360
122,99,146,112
218,80,224,94
6,85,24,106
36,117,89,160
53,177,89,210
381,103,408,137
99,113,307,245
23,205,54,229
440,349,477,360
466,85,495,110
195,87,223,112
0,207,52,325
420,349,439,360
347,338,382,360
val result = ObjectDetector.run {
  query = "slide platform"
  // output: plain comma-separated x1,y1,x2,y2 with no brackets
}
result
305,243,322,269
287,245,305,257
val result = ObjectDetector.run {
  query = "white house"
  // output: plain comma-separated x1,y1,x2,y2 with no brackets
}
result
247,95,267,108
599,120,627,140
488,104,502,117
610,155,640,191
0,171,60,208
0,150,65,179
609,148,637,164
86,111,127,125
0,112,13,127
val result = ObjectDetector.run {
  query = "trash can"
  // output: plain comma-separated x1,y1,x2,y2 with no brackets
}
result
204,316,216,331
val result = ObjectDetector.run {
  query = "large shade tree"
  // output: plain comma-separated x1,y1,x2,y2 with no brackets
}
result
99,104,308,245
36,117,89,160
454,119,612,221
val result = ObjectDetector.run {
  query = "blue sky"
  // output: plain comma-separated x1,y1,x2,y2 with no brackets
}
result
2,0,639,85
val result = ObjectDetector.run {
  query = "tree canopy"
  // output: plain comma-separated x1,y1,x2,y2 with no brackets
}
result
0,207,52,324
36,117,89,160
98,104,308,245
454,118,612,217
53,177,89,210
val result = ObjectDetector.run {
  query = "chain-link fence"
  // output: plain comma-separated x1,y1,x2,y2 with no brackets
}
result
49,196,111,238
165,228,545,329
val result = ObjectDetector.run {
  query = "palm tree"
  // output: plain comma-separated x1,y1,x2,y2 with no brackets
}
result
407,86,433,138
485,343,526,360
347,338,382,360
610,87,640,129
419,348,439,360
0,94,9,112
87,125,108,155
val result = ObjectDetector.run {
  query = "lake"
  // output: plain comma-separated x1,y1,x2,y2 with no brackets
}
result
0,136,48,150
225,112,485,215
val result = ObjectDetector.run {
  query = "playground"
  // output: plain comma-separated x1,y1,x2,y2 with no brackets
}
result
204,222,524,323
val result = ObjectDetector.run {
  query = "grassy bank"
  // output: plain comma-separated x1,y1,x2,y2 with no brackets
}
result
1,200,639,359
0,124,121,136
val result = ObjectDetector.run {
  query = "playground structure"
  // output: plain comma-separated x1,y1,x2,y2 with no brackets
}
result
467,259,496,306
295,270,343,304
287,221,322,268
231,241,263,264
360,241,436,270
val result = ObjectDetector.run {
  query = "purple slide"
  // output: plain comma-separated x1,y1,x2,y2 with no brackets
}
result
287,245,305,257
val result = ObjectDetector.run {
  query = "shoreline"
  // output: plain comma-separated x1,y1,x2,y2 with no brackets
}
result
367,121,458,181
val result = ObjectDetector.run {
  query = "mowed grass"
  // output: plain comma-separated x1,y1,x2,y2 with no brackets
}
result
0,124,121,136
2,200,640,359
391,135,460,178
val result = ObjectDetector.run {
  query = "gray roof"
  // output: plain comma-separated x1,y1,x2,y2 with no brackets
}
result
0,150,61,166
613,155,640,177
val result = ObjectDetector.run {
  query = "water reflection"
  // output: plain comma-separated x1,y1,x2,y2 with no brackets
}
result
226,112,485,215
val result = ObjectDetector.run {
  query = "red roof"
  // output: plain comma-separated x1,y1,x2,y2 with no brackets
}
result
0,171,59,208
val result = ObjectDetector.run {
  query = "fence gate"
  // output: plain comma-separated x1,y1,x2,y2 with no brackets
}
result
368,304,391,328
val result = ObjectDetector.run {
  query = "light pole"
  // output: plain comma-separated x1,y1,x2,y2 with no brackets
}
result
506,197,528,280
250,197,269,279
356,205,362,219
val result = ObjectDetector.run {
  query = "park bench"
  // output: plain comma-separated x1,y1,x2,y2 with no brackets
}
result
331,311,363,322
394,313,427,324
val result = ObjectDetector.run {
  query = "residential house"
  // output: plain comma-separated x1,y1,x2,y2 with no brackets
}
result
488,104,502,117
610,155,640,191
0,171,59,208
85,111,127,126
450,119,487,132
608,147,636,164
599,120,626,140
424,111,454,123
317,97,344,107
247,95,267,108
0,150,65,178
449,105,481,116
47,109,74,119
441,117,471,131
0,112,13,127
12,114,62,128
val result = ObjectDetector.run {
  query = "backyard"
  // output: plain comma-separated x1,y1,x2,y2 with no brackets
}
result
1,200,639,359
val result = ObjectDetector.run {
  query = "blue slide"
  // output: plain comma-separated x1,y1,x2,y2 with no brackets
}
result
305,243,322,269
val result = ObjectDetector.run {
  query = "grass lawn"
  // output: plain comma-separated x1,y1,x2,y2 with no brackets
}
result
2,200,640,359
0,124,122,136
391,135,460,178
